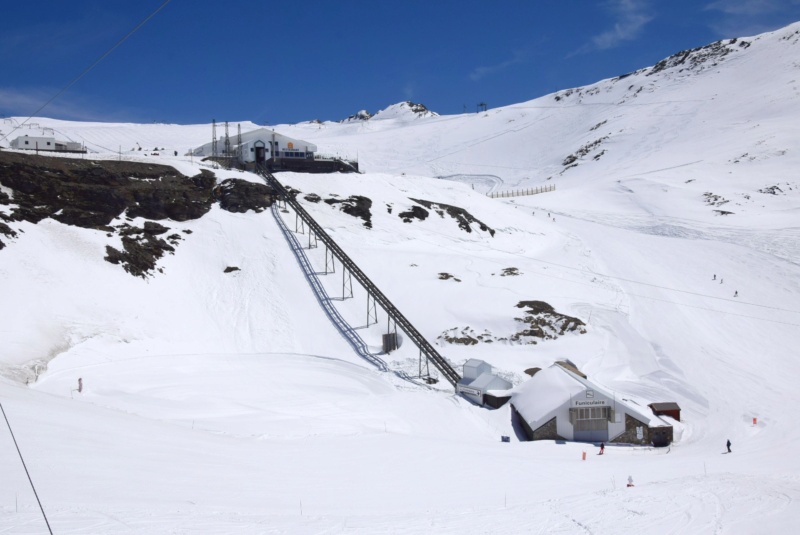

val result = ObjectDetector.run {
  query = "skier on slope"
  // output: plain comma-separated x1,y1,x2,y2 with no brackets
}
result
599,442,605,455
727,439,732,453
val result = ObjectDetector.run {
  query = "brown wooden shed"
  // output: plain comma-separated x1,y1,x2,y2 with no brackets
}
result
649,402,681,422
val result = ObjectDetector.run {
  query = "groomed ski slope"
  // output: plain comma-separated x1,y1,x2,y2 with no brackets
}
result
1,22,800,534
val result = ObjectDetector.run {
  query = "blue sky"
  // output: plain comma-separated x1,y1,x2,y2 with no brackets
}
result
2,0,800,125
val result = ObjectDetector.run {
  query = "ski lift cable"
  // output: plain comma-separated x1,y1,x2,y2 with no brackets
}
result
0,402,53,535
0,0,172,144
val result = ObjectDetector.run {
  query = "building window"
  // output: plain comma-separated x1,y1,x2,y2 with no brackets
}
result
24,141,29,145
47,142,51,146
570,406,611,428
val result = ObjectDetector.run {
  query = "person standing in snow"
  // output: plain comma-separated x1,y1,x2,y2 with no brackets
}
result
727,439,732,453
713,274,716,280
599,442,605,455
734,291,738,297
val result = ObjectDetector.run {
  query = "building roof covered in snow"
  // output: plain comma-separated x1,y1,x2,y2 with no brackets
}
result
511,363,665,428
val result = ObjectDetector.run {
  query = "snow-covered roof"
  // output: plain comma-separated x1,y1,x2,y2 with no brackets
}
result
511,364,665,427
469,372,511,392
511,365,585,423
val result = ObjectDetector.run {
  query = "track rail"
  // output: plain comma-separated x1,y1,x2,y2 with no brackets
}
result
258,166,460,387
270,203,388,372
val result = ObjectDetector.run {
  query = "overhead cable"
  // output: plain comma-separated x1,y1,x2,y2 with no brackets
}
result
0,0,172,143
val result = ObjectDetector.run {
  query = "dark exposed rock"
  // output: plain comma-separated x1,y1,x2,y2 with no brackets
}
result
758,185,784,195
104,233,175,279
324,195,373,228
438,272,461,282
703,192,729,207
0,218,14,249
143,221,169,235
126,171,216,221
0,151,214,228
340,101,437,123
284,186,302,200
0,151,276,278
407,102,431,114
0,221,16,239
398,205,429,223
512,301,586,341
215,178,275,213
648,38,747,76
304,193,321,203
118,224,145,236
438,301,585,347
517,300,554,315
501,267,520,277
562,136,609,168
224,266,240,273
341,109,373,122
409,198,494,236
438,326,491,346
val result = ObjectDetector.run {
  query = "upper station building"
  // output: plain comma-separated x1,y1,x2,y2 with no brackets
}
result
191,127,357,173
10,135,83,153
511,361,676,446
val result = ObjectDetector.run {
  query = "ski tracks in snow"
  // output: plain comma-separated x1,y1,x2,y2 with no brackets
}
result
558,210,800,266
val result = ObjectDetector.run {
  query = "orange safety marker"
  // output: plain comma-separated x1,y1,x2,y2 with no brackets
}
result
582,451,586,461
753,417,757,426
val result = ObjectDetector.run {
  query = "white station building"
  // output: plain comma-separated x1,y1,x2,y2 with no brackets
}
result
511,361,674,446
191,127,317,165
456,359,513,408
10,135,83,152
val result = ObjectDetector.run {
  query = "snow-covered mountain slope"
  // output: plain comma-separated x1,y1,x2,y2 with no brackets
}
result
1,22,800,534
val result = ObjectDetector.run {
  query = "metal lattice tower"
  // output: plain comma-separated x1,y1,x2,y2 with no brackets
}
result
211,119,218,169
236,123,242,164
224,121,231,165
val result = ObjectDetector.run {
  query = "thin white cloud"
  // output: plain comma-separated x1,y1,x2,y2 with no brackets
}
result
591,0,655,50
470,50,526,82
705,0,794,15
704,0,800,37
0,87,140,123
403,81,416,100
